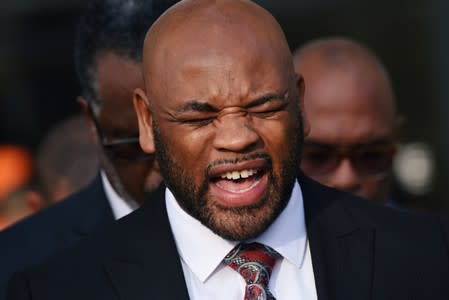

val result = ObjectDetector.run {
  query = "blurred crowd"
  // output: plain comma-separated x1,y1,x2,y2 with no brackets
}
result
0,115,98,229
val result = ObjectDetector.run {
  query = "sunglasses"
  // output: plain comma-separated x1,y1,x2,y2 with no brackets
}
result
87,103,153,163
301,140,397,180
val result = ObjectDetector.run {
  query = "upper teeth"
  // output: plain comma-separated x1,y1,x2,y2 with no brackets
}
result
220,169,258,180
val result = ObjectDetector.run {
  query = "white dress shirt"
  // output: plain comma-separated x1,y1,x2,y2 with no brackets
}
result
166,180,318,300
100,171,138,220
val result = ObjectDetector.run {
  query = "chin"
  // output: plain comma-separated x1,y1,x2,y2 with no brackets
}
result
197,191,286,241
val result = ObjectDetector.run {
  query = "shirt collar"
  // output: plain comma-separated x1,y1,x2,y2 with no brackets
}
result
166,180,307,283
252,181,307,269
100,170,138,220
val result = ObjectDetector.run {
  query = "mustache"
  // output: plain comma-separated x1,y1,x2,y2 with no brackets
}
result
204,152,272,180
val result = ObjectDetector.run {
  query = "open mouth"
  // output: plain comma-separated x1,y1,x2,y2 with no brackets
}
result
213,169,265,193
207,159,269,207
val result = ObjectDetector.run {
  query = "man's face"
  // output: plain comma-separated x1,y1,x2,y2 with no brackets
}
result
84,52,162,203
300,66,397,203
137,33,304,240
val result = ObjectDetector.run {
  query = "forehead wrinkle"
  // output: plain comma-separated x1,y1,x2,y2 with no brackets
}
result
163,46,286,109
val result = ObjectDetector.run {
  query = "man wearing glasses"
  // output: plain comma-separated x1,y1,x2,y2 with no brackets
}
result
0,0,174,298
294,37,402,205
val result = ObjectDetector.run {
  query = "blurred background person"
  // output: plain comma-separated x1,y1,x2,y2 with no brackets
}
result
1,115,98,229
31,114,98,209
294,37,403,205
0,0,175,297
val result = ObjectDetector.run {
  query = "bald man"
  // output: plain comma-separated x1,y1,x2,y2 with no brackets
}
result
294,38,402,205
7,2,449,299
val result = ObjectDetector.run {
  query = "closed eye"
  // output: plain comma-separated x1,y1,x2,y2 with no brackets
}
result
250,110,279,118
249,101,289,118
181,117,215,127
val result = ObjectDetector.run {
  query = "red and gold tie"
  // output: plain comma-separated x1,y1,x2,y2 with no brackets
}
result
224,242,280,300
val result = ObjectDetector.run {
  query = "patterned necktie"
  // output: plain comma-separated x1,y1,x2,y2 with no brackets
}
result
224,242,280,300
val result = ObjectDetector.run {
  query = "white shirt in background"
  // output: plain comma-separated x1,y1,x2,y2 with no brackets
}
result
100,170,138,220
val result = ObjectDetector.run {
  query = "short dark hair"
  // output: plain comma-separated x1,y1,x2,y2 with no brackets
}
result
74,0,177,105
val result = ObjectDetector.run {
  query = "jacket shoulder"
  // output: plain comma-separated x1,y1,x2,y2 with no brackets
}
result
0,176,114,297
301,174,449,254
0,177,106,247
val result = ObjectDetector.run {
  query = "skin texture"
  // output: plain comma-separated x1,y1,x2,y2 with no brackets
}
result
134,0,309,241
294,38,402,204
80,52,162,204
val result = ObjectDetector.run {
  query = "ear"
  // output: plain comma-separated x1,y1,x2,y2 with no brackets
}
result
133,88,156,154
77,96,97,142
296,74,310,137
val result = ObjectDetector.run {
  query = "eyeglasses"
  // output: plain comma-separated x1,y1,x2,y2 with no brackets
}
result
301,140,397,180
87,103,153,162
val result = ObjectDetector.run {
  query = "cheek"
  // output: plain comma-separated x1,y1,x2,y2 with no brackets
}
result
252,118,293,178
161,125,214,179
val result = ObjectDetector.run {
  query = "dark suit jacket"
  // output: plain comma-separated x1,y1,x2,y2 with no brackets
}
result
0,174,115,300
6,174,449,300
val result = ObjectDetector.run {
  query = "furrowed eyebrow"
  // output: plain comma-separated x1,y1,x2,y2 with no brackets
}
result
175,90,288,113
176,101,220,113
245,90,289,109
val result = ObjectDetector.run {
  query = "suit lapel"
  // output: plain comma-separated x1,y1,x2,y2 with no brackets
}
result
104,259,188,300
103,184,190,300
301,174,375,300
334,227,375,300
63,174,115,244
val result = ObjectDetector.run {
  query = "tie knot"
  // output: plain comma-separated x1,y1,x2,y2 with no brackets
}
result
224,243,280,300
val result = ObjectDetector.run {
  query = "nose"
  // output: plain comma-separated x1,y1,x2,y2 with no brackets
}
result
326,158,362,194
212,114,261,153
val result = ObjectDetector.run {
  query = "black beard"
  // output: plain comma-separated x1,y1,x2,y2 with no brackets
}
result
152,115,303,241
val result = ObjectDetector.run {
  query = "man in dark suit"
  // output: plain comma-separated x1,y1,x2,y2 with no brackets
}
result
0,0,173,298
7,0,449,299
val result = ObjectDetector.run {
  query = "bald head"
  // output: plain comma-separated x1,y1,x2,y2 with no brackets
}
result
294,37,396,124
141,0,294,103
294,37,401,204
295,37,387,69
